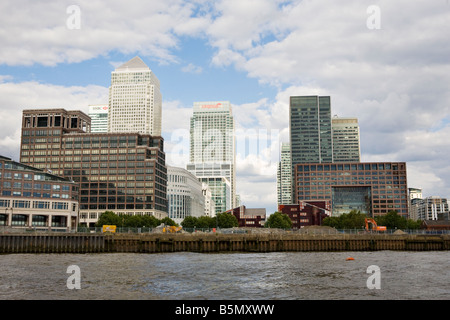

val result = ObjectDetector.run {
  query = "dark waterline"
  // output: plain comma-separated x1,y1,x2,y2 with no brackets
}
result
0,251,449,300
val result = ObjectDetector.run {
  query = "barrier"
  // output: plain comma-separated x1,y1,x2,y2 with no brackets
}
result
0,233,448,254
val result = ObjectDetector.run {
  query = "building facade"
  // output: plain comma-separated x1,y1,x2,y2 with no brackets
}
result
202,183,216,218
277,142,292,206
332,116,361,162
225,206,266,228
88,105,109,133
20,109,168,227
289,96,333,165
294,162,408,217
108,56,162,136
278,201,330,229
410,196,449,221
0,155,79,231
187,101,236,213
167,166,205,225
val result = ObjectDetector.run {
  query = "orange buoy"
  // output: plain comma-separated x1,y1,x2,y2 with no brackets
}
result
346,257,354,261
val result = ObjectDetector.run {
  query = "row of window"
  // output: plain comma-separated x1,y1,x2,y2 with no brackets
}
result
0,199,73,210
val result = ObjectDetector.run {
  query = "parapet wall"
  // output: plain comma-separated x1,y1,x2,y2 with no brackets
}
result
0,233,449,253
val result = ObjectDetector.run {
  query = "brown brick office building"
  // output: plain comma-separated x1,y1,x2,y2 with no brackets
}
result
294,162,408,218
20,109,168,227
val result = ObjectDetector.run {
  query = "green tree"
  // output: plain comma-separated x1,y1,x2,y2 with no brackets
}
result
160,217,178,227
95,211,122,227
265,212,293,229
406,218,422,229
322,210,366,229
216,212,238,228
322,216,341,229
181,216,198,228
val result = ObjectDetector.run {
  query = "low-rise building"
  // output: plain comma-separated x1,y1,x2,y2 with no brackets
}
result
0,155,79,231
226,206,266,227
278,201,330,228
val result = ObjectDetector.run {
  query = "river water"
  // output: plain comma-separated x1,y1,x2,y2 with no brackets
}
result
0,251,449,300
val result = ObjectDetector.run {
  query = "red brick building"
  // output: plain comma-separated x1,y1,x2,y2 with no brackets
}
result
226,206,266,228
278,201,330,229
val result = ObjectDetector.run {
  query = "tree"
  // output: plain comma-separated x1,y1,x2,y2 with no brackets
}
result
265,212,293,229
181,216,198,228
323,210,366,229
160,217,178,227
95,211,122,227
216,212,238,228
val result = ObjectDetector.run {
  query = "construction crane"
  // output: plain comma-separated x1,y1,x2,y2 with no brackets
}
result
365,218,387,232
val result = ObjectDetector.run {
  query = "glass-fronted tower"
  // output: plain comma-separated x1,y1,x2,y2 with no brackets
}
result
187,101,236,214
289,96,333,165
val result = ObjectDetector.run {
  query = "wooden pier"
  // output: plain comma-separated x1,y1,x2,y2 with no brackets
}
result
0,233,449,254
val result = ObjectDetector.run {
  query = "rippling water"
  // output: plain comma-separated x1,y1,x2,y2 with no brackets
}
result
0,251,449,300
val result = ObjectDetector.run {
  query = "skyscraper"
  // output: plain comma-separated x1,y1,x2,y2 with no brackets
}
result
108,56,162,136
289,96,333,165
186,101,236,214
332,116,361,162
277,143,292,205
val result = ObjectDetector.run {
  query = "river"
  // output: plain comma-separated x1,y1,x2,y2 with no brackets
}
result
0,251,448,300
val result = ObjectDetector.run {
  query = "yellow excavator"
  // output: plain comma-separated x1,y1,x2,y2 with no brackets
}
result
163,226,182,233
365,218,387,232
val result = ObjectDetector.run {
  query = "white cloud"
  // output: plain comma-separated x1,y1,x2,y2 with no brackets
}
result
181,63,203,74
0,80,108,160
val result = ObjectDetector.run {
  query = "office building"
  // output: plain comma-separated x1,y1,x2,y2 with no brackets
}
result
410,196,449,221
88,105,109,133
187,101,236,213
167,166,205,224
294,162,408,217
332,116,361,162
289,96,333,165
0,155,79,231
277,143,292,205
20,109,168,227
108,56,162,136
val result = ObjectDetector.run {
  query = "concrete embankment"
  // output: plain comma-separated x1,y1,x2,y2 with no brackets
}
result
0,233,449,253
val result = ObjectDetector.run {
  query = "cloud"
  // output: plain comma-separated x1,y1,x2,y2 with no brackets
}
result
0,79,108,160
181,63,203,74
0,0,211,66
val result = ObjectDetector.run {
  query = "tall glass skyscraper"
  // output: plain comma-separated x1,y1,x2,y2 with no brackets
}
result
108,56,162,136
289,96,333,165
186,101,236,213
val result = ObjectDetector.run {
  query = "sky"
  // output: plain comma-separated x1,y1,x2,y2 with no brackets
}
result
0,0,449,215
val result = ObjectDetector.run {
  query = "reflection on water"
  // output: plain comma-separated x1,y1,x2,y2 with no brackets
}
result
0,251,449,300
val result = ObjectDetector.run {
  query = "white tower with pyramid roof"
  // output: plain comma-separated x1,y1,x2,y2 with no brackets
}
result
108,56,162,136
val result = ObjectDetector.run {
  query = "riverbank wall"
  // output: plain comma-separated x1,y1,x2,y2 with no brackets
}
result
0,233,449,253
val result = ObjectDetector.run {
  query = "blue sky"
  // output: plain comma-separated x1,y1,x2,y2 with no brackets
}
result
0,0,449,214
